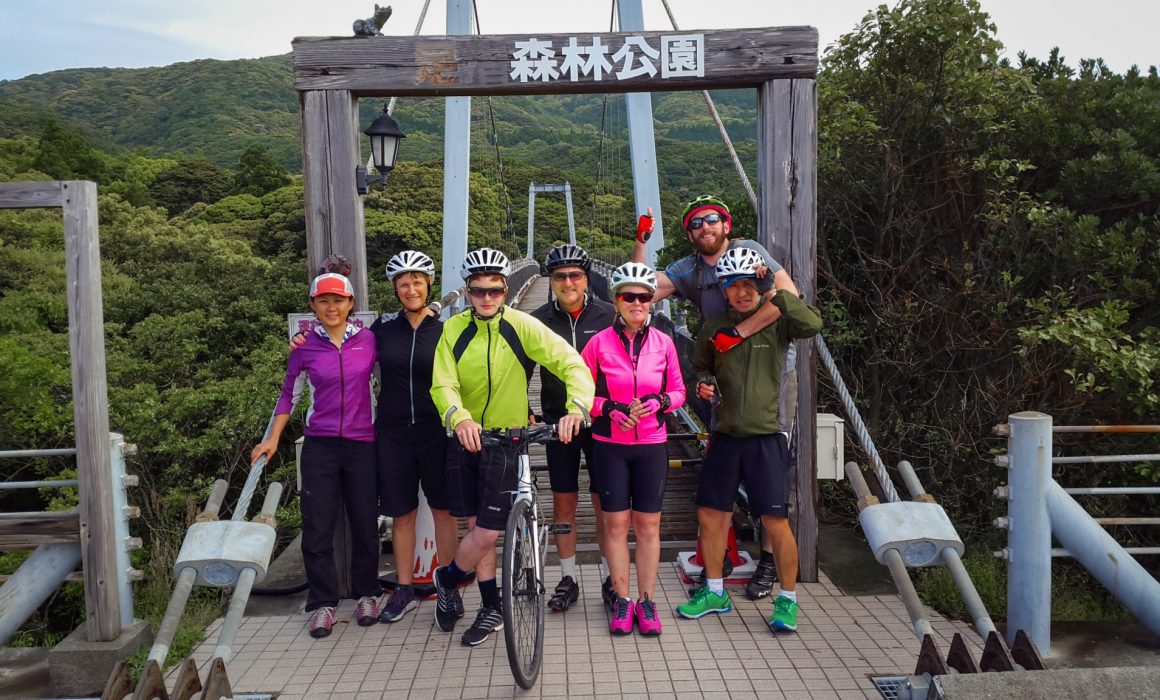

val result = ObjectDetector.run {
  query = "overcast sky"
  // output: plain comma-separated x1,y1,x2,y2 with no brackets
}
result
1,0,1156,82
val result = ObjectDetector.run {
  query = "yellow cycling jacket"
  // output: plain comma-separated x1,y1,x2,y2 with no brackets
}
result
431,305,594,430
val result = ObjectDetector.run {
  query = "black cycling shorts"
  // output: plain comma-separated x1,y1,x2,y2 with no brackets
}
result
376,422,449,517
592,441,669,513
696,432,790,517
544,428,598,494
446,438,521,531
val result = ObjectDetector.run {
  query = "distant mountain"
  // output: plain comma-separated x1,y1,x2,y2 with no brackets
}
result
0,54,760,177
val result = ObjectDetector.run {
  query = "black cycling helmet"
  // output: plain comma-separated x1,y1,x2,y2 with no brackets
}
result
544,244,590,273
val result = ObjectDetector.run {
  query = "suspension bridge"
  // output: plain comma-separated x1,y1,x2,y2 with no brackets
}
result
2,1,1159,699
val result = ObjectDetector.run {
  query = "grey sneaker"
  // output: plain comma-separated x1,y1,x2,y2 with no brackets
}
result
461,604,504,646
308,606,336,638
379,586,418,623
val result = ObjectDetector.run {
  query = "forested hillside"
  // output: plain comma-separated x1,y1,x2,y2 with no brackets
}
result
0,0,1157,644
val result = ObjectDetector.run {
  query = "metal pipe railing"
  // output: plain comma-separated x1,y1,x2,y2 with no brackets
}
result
845,461,934,641
1052,454,1160,464
212,484,283,661
0,479,79,490
896,460,998,639
0,448,77,458
1064,487,1160,496
147,479,229,665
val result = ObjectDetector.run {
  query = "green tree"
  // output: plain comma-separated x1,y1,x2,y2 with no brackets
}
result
32,121,107,182
149,157,233,215
232,145,290,197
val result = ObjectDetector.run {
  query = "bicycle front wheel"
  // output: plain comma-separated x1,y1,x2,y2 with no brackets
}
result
502,498,545,689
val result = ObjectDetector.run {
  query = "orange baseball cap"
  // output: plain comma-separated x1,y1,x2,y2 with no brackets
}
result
310,273,354,298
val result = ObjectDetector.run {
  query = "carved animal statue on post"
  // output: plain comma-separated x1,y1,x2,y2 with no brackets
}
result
353,4,392,36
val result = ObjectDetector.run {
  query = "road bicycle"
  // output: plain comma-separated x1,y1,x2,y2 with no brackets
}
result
445,402,589,689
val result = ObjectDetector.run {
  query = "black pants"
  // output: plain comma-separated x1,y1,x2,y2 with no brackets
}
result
300,436,381,611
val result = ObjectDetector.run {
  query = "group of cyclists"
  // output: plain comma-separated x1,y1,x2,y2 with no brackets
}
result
251,193,822,643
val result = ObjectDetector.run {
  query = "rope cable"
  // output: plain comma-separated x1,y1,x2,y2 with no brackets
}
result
658,0,758,213
471,0,517,258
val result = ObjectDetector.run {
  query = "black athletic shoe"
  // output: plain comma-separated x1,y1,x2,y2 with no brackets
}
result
452,588,466,619
601,576,616,611
461,604,504,646
548,576,580,612
746,559,777,600
433,566,458,632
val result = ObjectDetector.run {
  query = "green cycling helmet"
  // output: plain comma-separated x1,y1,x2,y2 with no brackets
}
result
681,194,731,230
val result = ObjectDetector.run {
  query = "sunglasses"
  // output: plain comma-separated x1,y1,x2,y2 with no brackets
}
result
467,286,506,299
550,270,586,282
617,291,654,304
687,212,724,231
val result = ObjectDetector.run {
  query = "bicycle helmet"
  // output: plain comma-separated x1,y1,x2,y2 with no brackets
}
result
544,244,590,272
386,250,435,282
680,194,732,230
715,246,766,288
610,261,658,293
460,247,511,280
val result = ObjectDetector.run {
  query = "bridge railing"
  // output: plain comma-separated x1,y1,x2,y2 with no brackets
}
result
996,413,1160,652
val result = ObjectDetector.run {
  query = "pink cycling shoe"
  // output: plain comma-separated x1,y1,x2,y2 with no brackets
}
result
609,597,634,634
635,596,662,635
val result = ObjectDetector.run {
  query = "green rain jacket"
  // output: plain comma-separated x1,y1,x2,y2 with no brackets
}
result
432,305,594,430
693,290,823,437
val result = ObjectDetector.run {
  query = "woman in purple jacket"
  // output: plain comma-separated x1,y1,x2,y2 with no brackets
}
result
251,272,381,639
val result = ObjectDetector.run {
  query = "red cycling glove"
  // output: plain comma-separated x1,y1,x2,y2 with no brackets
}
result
636,214,654,244
711,327,744,353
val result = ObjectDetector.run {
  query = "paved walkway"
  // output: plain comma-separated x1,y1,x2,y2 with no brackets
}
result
179,563,980,699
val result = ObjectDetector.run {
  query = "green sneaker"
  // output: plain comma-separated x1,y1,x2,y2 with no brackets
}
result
769,595,799,632
676,586,733,619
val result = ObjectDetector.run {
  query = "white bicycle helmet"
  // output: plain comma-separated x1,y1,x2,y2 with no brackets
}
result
545,244,590,272
386,250,435,282
460,247,511,280
610,262,658,293
715,246,766,283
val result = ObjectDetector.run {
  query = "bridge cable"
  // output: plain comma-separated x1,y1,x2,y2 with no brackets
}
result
471,0,518,258
658,0,758,213
385,0,433,118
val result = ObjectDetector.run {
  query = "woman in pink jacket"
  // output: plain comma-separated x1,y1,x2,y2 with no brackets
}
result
581,262,686,636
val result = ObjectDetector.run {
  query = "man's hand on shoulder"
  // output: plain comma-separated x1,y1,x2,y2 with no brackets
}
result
288,330,308,352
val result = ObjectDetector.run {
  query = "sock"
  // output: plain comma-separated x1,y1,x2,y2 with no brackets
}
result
479,577,500,608
779,589,797,603
707,578,725,595
443,560,467,588
397,583,413,594
760,550,774,564
601,557,610,579
560,556,576,580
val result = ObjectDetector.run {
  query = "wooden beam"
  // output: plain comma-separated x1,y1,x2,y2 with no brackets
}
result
0,512,81,548
300,90,368,304
62,181,122,642
760,78,819,582
293,27,818,95
0,181,64,209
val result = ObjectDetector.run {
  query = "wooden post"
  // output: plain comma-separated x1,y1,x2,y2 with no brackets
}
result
62,180,123,639
300,89,369,305
759,79,819,582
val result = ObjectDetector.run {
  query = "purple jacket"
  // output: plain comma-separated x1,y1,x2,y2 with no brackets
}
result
274,324,377,443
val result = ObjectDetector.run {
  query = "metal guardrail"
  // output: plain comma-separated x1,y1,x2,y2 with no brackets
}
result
996,412,1160,653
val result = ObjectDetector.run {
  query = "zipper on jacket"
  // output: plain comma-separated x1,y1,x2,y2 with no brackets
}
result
338,342,345,439
408,322,417,424
480,320,494,427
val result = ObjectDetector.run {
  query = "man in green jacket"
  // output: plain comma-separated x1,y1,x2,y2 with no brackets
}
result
430,247,594,647
676,247,822,633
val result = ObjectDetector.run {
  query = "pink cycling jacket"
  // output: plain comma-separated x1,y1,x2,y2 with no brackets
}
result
580,323,686,445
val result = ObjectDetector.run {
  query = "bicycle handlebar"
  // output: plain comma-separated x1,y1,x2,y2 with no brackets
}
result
443,398,593,437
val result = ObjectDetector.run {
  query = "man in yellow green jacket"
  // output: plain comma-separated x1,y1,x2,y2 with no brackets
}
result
429,247,594,647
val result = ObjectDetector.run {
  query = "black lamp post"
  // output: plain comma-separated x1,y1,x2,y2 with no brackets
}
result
356,105,406,194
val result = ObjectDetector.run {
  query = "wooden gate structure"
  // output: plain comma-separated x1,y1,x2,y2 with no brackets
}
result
290,26,823,579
